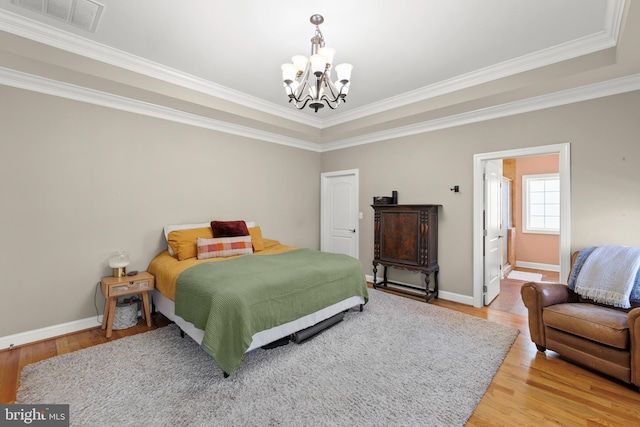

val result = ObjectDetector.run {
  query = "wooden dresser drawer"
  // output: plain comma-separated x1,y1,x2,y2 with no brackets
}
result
101,272,155,298
109,280,152,296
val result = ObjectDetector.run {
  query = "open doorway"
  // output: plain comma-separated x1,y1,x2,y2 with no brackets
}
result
489,155,561,314
472,143,571,309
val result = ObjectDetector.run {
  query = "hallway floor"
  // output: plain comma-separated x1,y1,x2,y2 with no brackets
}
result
489,267,560,315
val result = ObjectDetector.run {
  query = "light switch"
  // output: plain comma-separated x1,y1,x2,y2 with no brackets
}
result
358,212,364,219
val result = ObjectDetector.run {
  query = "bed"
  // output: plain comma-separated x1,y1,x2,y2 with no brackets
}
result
147,221,369,375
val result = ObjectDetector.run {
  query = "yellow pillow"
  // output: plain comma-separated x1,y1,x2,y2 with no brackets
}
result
167,227,213,260
248,226,265,251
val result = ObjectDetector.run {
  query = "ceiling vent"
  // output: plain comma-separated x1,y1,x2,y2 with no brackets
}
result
11,0,104,32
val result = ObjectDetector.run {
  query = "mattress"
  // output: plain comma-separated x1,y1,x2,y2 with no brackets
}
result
148,239,368,373
153,289,365,352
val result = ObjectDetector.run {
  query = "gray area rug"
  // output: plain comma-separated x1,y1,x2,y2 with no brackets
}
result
17,289,518,426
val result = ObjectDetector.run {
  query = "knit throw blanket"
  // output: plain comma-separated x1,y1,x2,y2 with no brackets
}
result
571,245,640,308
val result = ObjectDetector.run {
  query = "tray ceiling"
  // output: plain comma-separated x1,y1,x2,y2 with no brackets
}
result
0,0,636,148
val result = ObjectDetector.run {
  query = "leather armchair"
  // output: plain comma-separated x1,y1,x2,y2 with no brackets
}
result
521,252,640,389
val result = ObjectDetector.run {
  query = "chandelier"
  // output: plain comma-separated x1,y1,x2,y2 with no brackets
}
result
281,14,353,113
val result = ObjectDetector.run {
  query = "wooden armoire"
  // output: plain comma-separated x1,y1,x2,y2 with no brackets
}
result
371,204,440,302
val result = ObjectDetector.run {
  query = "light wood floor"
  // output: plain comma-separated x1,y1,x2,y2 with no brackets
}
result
2,278,639,426
489,267,560,316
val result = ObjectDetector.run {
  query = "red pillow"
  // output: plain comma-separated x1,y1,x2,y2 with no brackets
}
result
210,220,250,237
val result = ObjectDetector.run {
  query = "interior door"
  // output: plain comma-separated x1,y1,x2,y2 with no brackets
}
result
320,170,359,258
484,160,503,305
501,177,511,274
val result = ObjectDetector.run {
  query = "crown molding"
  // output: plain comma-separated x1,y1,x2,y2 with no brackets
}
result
321,32,616,128
0,66,322,152
0,1,626,131
0,8,324,129
319,73,640,152
321,0,625,128
2,66,639,154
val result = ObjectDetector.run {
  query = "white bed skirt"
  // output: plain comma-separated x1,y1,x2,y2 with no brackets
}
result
152,289,365,352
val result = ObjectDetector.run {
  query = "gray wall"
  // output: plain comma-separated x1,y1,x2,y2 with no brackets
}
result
2,83,640,339
0,85,321,337
321,91,640,297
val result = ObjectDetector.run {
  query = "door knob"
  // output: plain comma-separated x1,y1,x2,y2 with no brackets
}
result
349,229,356,233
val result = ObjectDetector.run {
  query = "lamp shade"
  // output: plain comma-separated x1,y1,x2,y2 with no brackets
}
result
310,54,326,76
318,47,335,66
108,251,129,278
281,63,297,83
108,251,129,268
335,63,353,83
292,55,308,73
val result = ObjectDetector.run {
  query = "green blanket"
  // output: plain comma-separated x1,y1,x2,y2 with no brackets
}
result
175,249,369,373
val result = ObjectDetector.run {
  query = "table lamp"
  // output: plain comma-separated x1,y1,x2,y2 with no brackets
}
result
108,251,130,278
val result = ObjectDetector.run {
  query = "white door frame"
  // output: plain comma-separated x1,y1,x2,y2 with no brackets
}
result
320,169,359,258
472,143,571,308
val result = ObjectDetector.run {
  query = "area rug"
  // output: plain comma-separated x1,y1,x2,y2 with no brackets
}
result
507,270,543,282
17,289,518,426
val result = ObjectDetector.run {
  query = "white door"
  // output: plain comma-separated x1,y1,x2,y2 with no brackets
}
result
321,170,359,258
501,177,511,274
484,160,503,305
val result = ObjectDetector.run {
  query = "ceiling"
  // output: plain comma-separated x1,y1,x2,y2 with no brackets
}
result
0,0,638,150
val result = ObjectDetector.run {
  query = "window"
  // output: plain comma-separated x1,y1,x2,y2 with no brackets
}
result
522,173,560,234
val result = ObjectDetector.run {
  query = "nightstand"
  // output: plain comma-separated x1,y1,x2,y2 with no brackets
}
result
101,271,154,338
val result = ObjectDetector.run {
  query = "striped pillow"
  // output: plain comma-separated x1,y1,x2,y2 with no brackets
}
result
197,236,253,260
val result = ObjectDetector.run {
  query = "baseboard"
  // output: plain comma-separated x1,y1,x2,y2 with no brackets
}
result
2,276,478,350
437,290,474,306
0,304,156,350
0,316,103,350
365,275,473,306
515,261,560,272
